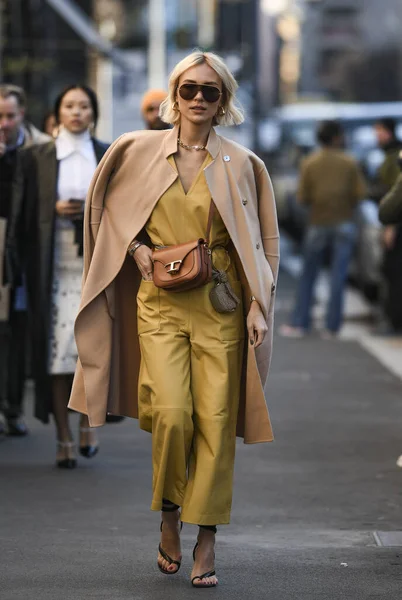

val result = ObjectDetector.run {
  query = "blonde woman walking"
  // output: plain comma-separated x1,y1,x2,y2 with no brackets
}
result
69,51,279,587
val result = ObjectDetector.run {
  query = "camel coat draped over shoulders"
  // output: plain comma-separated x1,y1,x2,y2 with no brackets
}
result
68,126,280,444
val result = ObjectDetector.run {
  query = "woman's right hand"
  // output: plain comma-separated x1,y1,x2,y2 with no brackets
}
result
55,199,84,219
132,244,154,280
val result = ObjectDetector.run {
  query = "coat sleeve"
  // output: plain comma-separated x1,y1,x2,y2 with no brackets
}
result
257,165,280,283
379,173,402,225
82,134,127,279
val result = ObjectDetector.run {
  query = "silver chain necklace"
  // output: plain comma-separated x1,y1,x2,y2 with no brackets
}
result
178,137,206,151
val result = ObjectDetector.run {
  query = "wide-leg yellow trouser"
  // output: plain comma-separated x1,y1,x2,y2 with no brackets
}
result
137,279,244,525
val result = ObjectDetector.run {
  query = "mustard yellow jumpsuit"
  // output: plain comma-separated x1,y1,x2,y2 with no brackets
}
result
137,154,244,526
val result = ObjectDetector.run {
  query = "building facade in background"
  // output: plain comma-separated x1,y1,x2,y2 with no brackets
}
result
0,0,270,145
0,0,92,127
2,0,401,144
300,0,402,102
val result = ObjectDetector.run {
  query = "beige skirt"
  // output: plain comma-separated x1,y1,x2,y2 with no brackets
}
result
48,223,83,375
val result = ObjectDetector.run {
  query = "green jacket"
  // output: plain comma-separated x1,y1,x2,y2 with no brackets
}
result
370,142,402,202
379,173,402,225
298,148,366,226
379,147,401,187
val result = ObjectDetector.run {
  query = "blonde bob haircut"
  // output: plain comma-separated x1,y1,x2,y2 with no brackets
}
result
160,50,244,127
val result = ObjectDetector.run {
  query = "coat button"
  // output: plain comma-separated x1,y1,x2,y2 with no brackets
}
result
256,243,260,249
223,155,231,162
242,198,248,206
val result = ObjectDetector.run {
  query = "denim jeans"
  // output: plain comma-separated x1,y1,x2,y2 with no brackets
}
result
291,222,357,333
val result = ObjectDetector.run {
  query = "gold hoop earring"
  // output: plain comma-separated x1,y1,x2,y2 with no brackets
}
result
218,106,226,116
172,101,179,111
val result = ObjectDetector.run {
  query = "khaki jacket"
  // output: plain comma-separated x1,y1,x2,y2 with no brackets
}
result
379,173,402,225
68,126,280,444
298,148,366,226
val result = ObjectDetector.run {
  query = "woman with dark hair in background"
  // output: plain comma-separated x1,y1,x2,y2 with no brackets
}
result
9,85,109,468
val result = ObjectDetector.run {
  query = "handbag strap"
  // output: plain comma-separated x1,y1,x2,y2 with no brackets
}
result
205,201,215,245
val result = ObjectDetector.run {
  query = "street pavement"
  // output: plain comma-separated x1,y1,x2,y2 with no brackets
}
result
1,271,402,599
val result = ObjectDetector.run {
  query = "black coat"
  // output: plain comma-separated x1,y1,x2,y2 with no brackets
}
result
1,149,18,295
0,149,18,221
7,138,109,423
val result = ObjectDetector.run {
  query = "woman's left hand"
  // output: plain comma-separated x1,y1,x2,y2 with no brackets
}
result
247,300,268,348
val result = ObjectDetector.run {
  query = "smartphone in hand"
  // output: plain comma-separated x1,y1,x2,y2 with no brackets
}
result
68,198,85,220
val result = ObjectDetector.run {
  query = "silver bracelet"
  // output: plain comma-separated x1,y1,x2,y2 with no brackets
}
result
128,241,144,257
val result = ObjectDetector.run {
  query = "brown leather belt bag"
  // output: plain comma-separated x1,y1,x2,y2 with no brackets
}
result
152,202,214,292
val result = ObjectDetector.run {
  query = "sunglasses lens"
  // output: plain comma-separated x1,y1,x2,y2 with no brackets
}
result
179,84,198,100
178,84,222,103
202,86,221,103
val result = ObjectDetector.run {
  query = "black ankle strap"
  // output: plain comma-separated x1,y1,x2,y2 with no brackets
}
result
162,498,180,512
199,525,217,534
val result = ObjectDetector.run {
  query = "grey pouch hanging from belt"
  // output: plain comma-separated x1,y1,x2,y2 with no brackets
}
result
209,268,240,313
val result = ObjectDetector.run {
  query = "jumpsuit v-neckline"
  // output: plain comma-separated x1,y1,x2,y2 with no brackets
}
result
173,154,209,196
136,151,244,526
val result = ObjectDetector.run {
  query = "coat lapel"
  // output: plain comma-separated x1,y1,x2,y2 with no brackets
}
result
117,129,179,249
204,140,250,277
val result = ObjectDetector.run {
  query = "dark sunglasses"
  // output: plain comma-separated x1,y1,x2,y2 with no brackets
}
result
178,84,222,103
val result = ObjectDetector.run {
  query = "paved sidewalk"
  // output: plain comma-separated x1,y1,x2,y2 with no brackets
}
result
280,231,402,381
1,271,402,599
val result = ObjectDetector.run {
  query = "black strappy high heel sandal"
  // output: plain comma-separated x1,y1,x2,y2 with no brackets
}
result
158,500,182,575
191,525,218,588
79,427,99,459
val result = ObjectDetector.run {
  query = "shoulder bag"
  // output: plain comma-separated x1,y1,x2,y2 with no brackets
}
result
152,202,214,292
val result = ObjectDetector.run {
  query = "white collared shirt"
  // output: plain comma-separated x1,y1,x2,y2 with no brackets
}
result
56,127,97,203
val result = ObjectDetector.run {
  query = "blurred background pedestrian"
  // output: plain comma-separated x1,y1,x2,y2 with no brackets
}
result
280,120,366,339
371,119,402,202
369,119,402,334
42,110,57,138
379,155,402,225
0,84,49,437
9,85,108,467
141,89,169,130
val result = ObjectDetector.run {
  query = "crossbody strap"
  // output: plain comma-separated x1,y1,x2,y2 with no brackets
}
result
205,200,215,245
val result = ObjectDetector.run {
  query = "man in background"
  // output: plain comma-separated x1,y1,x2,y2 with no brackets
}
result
371,118,402,333
140,89,169,131
280,120,366,339
371,118,402,202
0,84,49,436
379,154,402,226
